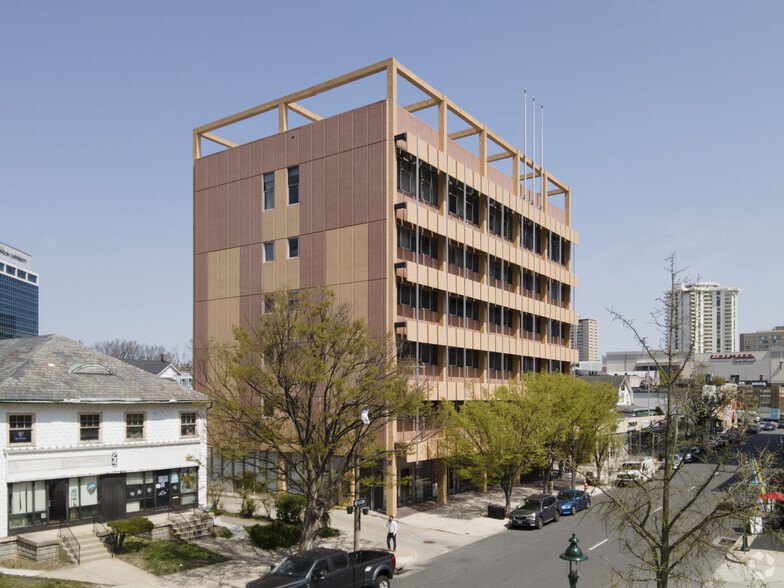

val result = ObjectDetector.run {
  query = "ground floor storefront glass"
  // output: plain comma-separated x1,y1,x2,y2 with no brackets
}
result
8,467,198,534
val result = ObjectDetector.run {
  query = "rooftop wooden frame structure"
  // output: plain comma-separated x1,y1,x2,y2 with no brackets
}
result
194,57,570,212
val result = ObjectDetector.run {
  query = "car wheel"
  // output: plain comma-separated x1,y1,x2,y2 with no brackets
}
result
554,510,560,522
536,516,543,529
373,576,391,588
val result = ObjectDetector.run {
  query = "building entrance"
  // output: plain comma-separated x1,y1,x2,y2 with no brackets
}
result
47,479,68,524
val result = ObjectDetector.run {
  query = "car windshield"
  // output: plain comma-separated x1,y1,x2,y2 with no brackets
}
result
519,499,541,509
273,557,312,579
557,492,575,500
621,463,642,471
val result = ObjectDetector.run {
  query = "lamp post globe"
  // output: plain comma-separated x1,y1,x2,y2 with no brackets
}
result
560,533,588,588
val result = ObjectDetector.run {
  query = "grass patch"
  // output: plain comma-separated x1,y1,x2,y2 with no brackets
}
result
0,576,95,588
214,526,233,539
116,537,228,576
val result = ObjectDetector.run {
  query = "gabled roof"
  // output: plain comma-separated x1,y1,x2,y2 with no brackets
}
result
123,358,177,377
0,334,208,404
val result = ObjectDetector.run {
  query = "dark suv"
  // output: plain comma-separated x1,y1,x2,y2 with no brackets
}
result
510,494,560,529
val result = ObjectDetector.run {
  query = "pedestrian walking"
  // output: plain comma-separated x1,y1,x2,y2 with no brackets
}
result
584,480,590,494
558,460,564,478
386,515,397,551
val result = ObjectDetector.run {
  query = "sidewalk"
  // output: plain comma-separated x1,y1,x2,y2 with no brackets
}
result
7,475,777,587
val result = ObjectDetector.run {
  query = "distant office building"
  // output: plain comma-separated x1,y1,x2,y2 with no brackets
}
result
0,242,38,340
574,318,599,362
740,326,784,351
671,282,738,353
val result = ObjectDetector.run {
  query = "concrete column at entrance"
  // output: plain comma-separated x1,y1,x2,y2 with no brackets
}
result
277,454,287,493
385,453,397,517
437,459,447,505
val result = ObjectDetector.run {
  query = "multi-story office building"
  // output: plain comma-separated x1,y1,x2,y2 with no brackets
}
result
740,326,784,351
672,282,738,353
574,318,598,362
193,59,579,513
0,242,38,340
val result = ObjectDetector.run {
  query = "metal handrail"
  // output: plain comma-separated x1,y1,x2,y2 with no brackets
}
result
58,521,80,565
91,516,116,556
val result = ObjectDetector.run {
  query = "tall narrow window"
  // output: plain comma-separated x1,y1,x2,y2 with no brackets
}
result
288,237,299,258
263,241,274,263
263,172,275,210
79,414,101,442
287,166,299,205
181,412,197,437
126,413,145,440
9,414,33,445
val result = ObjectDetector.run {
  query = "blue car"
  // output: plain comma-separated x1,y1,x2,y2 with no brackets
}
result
557,490,591,515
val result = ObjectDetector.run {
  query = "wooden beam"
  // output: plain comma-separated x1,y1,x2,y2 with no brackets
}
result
278,104,288,132
195,58,394,135
448,128,480,140
403,98,439,113
396,63,444,102
487,152,513,163
287,101,323,122
547,188,567,197
201,132,238,149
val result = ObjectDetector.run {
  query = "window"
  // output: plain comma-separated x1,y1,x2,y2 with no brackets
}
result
448,296,479,320
397,150,414,194
288,237,299,258
419,164,437,205
419,343,439,365
419,231,438,259
263,172,275,210
448,179,480,225
181,412,197,437
126,413,145,440
287,166,299,205
79,414,100,442
396,149,438,206
398,225,415,251
448,348,479,368
263,241,274,262
523,218,535,250
9,414,33,445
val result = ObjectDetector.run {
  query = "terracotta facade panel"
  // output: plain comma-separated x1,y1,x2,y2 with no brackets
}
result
195,253,208,302
324,154,340,230
298,233,312,289
238,178,252,246
367,141,386,222
353,107,368,149
367,220,386,281
339,111,353,153
274,134,287,171
194,189,209,254
298,124,312,164
367,101,385,145
352,146,368,225
310,158,325,234
299,161,312,236
250,175,263,244
310,231,326,287
286,129,300,167
339,152,353,228
325,116,340,157
227,146,240,182
311,119,325,160
214,150,229,186
207,186,219,252
226,181,240,249
250,140,262,176
367,278,386,335
195,160,208,192
261,137,275,173
238,143,251,179
216,184,229,251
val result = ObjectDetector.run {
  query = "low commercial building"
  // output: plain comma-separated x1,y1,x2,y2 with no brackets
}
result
0,335,208,537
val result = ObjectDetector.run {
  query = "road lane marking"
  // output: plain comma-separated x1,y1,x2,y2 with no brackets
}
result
589,539,608,551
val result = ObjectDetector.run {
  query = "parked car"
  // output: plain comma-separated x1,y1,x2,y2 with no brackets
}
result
678,447,693,463
762,421,777,431
747,424,761,434
245,548,395,588
615,458,656,486
510,494,560,529
715,433,729,448
670,452,683,470
557,490,591,514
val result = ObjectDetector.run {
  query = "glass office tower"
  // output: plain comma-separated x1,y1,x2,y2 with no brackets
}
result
0,242,39,339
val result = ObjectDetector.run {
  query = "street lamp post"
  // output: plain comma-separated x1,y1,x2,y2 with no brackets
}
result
560,533,588,588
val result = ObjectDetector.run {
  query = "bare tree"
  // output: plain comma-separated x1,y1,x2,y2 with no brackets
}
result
94,338,168,361
598,254,771,587
197,288,426,552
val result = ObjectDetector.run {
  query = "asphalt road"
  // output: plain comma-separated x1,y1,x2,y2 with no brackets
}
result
396,431,783,587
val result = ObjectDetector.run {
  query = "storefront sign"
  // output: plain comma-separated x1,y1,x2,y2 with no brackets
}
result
710,353,756,362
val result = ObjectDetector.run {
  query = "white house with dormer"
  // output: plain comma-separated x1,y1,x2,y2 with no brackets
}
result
0,335,208,538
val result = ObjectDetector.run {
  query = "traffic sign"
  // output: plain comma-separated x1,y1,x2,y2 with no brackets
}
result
353,498,367,507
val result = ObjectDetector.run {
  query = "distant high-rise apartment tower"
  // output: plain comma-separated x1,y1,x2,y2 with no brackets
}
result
575,318,598,362
672,282,738,353
0,242,39,339
740,326,784,351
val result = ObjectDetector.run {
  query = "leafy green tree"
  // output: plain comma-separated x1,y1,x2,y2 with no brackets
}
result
198,288,425,552
441,384,545,515
107,516,154,549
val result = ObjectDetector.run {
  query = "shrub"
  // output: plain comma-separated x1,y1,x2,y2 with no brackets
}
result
107,516,154,549
240,497,258,519
318,526,340,538
275,493,306,525
249,521,300,550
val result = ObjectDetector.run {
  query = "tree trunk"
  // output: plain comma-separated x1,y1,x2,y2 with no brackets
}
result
299,485,322,552
502,478,513,516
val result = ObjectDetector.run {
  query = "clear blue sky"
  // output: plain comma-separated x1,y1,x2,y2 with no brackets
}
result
2,1,781,357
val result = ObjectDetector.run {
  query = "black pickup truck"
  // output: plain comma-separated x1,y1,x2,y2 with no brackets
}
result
245,547,396,588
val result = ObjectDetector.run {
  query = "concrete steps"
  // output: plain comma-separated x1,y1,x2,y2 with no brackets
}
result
62,530,112,564
169,512,214,540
